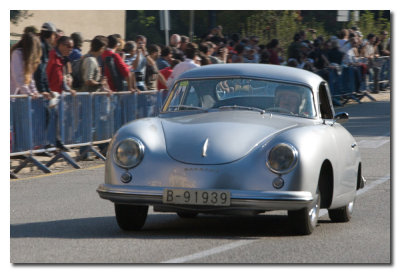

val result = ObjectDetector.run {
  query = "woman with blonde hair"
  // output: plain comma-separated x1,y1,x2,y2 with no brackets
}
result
10,32,42,97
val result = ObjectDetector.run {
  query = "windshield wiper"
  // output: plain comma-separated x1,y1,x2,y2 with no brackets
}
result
168,105,208,112
217,105,265,114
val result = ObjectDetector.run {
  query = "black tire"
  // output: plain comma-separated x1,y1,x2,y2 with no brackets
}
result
114,204,148,231
328,199,355,222
288,192,320,235
177,211,198,218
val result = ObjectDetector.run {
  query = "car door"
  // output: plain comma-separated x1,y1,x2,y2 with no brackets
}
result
319,82,358,196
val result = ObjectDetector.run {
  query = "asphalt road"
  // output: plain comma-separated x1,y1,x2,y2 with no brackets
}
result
10,98,391,264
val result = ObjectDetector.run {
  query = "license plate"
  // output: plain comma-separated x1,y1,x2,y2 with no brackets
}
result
162,189,231,206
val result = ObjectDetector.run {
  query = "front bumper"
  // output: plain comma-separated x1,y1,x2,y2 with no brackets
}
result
97,184,314,211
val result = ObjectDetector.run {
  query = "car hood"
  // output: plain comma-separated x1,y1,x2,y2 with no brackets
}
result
160,111,301,165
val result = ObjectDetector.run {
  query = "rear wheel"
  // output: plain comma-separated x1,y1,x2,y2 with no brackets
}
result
328,199,355,222
288,192,320,235
114,204,148,231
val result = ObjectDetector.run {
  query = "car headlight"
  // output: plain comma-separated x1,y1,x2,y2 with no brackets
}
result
114,138,144,169
266,143,298,174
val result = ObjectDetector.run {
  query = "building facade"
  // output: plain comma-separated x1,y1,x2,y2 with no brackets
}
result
10,10,126,52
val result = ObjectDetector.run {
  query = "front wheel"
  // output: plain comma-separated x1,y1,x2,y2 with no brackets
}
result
114,204,148,231
328,199,355,222
288,192,320,235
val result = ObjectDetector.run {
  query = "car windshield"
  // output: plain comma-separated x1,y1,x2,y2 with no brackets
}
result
164,78,316,118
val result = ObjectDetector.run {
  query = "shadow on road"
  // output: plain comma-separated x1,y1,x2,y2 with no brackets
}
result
11,213,311,239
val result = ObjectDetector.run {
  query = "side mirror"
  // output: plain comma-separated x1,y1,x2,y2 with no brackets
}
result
334,112,349,124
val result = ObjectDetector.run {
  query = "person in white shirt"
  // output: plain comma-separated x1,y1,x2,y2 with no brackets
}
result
167,42,200,89
364,33,378,59
343,38,359,65
10,32,42,97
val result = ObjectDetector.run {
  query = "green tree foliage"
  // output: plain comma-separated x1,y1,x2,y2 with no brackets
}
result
126,11,161,43
10,10,32,25
123,10,390,50
241,11,327,58
355,11,390,36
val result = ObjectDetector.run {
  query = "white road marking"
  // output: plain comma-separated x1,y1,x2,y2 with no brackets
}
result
357,132,390,149
161,174,390,263
357,139,390,149
162,240,254,263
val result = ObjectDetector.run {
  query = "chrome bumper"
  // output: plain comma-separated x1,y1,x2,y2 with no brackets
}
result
97,184,314,211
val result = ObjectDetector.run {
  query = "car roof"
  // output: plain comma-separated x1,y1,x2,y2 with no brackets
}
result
177,63,324,88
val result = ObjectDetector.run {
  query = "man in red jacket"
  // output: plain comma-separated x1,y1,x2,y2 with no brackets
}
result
46,36,76,95
45,36,76,151
102,34,135,92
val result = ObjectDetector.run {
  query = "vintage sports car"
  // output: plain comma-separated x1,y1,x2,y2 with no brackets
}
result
97,64,364,235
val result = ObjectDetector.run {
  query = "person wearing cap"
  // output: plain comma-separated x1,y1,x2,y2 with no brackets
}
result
33,22,57,100
275,86,302,114
69,32,84,61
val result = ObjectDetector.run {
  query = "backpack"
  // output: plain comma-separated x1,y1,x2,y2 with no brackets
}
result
71,55,89,89
104,53,124,91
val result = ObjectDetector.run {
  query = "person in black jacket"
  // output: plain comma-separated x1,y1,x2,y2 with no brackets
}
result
327,39,344,65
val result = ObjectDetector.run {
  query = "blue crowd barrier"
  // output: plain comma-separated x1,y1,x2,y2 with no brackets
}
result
62,93,92,146
92,94,115,143
10,56,390,177
327,56,390,105
10,96,33,154
10,90,169,177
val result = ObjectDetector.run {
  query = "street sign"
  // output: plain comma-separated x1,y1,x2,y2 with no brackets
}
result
337,10,350,22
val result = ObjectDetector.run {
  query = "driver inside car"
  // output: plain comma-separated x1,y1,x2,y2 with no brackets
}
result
274,85,302,114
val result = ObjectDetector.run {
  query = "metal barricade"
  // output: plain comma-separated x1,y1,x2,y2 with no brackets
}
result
30,97,52,149
113,92,137,132
10,95,32,154
92,93,115,143
378,57,390,90
136,91,160,119
62,93,92,146
327,56,390,105
11,95,52,174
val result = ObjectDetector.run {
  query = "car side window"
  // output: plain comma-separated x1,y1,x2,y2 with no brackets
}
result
184,86,201,106
318,83,334,119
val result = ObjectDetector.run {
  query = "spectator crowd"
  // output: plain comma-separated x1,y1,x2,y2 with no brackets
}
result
11,22,391,98
9,21,391,157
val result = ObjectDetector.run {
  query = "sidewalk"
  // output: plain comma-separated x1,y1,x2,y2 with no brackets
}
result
348,89,391,104
10,149,106,179
10,89,391,179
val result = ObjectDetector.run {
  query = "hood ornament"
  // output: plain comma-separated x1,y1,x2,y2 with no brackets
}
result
202,138,209,157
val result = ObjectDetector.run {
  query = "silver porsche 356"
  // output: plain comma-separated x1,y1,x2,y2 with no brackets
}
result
97,64,364,235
